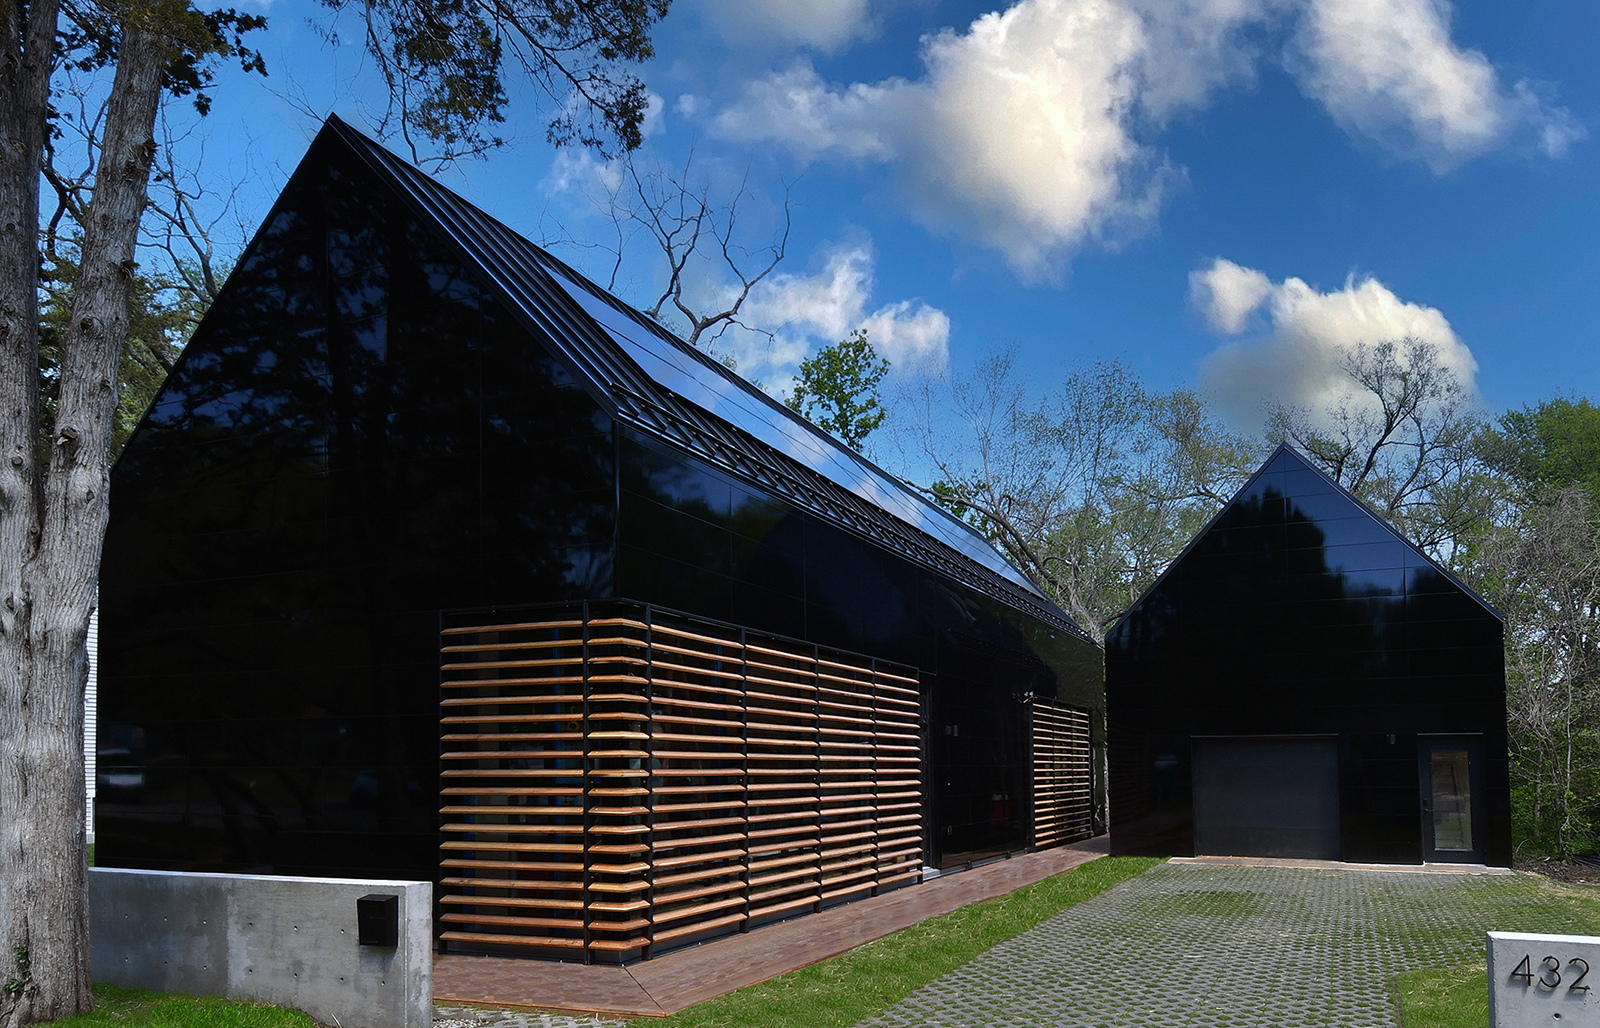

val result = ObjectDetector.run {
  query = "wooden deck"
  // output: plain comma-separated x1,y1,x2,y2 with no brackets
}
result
433,835,1111,1018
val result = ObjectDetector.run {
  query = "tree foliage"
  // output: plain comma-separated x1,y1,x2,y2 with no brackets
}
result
1266,336,1497,558
1465,398,1600,859
902,354,1261,637
39,260,202,461
1482,396,1600,508
786,329,890,452
320,0,671,160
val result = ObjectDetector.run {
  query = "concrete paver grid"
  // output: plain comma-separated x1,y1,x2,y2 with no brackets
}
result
435,1007,623,1028
856,862,1600,1028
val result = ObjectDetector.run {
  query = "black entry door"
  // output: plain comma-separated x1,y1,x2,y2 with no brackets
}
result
1419,736,1485,863
1192,737,1340,859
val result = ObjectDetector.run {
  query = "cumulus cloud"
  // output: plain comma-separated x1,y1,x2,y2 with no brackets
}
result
712,0,1578,275
714,0,1271,277
1190,258,1273,334
1291,0,1582,169
711,238,950,384
1192,258,1478,429
695,0,874,51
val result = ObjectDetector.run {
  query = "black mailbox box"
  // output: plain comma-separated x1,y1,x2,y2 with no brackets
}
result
357,893,399,947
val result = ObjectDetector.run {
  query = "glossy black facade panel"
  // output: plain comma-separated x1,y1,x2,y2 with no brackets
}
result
100,123,1104,882
614,429,1102,865
99,138,617,876
1106,446,1510,865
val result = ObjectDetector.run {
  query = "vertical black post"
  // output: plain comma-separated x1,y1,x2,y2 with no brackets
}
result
435,609,447,955
738,626,752,932
868,657,881,898
643,603,656,960
812,642,824,914
580,600,593,963
1025,698,1036,851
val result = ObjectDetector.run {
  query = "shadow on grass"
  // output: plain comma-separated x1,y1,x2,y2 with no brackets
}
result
629,855,1163,1028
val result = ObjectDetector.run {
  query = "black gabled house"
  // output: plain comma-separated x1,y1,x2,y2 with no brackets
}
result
96,116,1104,960
1105,444,1510,866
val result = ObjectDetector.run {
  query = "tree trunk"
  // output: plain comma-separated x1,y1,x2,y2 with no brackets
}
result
0,0,68,1019
0,9,170,1025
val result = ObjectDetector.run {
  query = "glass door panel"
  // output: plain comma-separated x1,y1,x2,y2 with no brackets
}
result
1429,749,1472,851
1419,737,1483,863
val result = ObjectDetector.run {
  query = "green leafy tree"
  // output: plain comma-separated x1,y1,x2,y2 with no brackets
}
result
1467,396,1600,859
786,329,890,451
39,261,204,461
1481,396,1600,508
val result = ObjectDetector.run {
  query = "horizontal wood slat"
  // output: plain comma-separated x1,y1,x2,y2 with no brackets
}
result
1032,700,1093,849
439,600,924,962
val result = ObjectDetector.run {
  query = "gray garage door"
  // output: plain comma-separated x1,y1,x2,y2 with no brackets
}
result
1192,737,1340,859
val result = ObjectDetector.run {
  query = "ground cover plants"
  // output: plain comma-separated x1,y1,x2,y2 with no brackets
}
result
37,986,316,1028
625,855,1162,1028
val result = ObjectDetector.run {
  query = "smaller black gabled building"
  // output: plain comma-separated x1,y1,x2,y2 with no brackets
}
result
1106,444,1510,866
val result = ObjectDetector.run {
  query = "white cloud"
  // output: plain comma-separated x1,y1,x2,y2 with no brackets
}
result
712,0,1282,278
640,91,666,138
1193,258,1478,428
1290,0,1582,170
858,301,951,368
694,0,875,52
710,237,951,384
543,148,622,195
1190,257,1273,334
712,0,1578,275
712,64,902,161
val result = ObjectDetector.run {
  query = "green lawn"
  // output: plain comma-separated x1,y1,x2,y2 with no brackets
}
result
41,985,317,1028
627,855,1162,1028
1395,878,1600,1028
1397,966,1490,1028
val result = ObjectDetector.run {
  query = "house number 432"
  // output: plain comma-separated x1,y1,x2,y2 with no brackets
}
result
1508,954,1592,993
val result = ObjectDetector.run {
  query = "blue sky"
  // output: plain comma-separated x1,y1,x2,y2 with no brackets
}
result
161,0,1597,440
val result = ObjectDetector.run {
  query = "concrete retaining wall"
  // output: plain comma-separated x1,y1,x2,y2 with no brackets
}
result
90,868,432,1028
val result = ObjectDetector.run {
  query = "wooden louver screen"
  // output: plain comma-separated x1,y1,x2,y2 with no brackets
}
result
1032,700,1093,848
437,602,924,960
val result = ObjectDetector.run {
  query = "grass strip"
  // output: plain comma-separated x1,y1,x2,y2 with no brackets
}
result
1396,965,1488,1028
629,855,1162,1028
44,984,318,1028
1394,877,1600,1028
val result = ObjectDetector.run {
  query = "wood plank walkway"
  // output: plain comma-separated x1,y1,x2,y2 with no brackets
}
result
433,835,1110,1018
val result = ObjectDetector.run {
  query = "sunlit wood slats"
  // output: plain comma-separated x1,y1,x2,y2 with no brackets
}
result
1032,700,1093,849
437,601,924,962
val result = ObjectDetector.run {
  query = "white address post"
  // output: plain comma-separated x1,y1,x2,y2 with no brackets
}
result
1489,931,1600,1027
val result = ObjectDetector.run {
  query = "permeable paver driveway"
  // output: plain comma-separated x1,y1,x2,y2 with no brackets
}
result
857,860,1600,1028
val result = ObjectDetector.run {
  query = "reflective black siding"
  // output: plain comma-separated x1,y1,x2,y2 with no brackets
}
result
98,141,617,877
1105,446,1510,865
616,427,1104,864
98,124,1103,880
